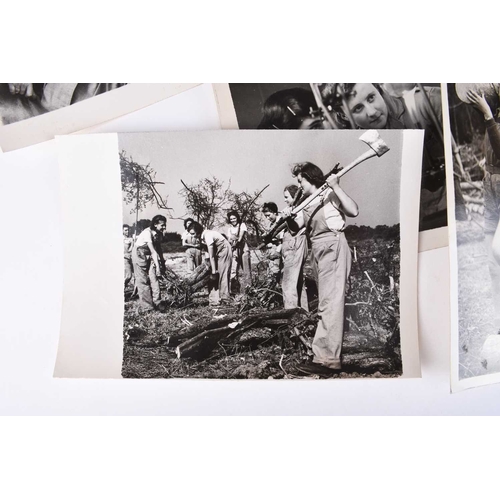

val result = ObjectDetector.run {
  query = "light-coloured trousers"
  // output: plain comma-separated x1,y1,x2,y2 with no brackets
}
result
231,245,252,288
310,232,351,366
209,239,232,304
186,248,202,273
124,255,133,288
132,247,161,312
281,232,309,311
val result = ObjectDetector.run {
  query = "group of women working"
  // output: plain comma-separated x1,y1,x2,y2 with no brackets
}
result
177,163,358,374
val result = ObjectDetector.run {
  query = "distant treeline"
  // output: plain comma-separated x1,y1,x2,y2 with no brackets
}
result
127,219,399,254
345,224,400,242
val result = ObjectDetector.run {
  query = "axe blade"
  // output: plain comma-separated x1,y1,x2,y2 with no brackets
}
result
359,130,390,157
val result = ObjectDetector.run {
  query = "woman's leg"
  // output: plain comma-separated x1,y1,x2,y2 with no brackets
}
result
218,242,233,301
282,235,309,310
132,251,155,312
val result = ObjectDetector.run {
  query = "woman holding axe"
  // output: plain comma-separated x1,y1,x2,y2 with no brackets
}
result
283,162,358,374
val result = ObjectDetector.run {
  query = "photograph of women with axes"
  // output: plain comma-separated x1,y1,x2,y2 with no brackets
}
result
112,130,420,380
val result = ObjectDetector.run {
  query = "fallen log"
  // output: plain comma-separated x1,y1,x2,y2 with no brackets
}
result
460,181,482,191
160,261,211,307
175,308,308,359
463,194,484,205
183,261,211,286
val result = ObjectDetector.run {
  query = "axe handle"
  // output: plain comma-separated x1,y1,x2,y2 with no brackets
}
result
336,149,377,179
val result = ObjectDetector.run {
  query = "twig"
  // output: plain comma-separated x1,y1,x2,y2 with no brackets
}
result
364,271,381,299
279,354,287,375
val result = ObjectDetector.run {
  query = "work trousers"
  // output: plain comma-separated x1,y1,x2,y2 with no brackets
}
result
186,248,202,273
124,255,133,288
231,246,252,288
209,240,232,305
132,248,161,312
310,232,351,367
281,232,309,311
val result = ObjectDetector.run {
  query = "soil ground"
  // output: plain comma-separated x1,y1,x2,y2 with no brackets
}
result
123,232,401,379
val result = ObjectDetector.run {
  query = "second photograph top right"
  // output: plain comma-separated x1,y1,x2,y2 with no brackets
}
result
216,83,446,233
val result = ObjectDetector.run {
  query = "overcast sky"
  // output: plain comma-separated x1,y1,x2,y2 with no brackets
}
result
119,130,403,234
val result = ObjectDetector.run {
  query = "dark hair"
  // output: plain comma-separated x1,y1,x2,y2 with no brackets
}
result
227,210,241,224
188,221,204,236
319,83,386,129
123,224,130,230
262,202,278,214
183,217,195,229
291,162,325,188
257,88,317,130
151,215,167,229
284,184,300,198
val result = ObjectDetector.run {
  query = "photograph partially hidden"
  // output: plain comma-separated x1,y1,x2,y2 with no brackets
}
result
214,83,447,235
448,83,500,389
0,83,126,125
118,130,416,379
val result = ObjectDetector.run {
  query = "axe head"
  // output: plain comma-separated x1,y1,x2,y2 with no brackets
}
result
359,130,390,157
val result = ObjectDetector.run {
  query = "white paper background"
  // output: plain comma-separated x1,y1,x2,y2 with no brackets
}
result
2,84,500,413
54,129,421,379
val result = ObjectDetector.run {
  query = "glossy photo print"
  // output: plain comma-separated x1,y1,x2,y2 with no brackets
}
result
447,83,500,391
53,130,422,380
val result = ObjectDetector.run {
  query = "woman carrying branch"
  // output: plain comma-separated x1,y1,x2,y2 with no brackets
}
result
280,185,309,311
284,163,358,374
226,210,252,292
132,215,167,313
188,221,232,306
181,218,202,273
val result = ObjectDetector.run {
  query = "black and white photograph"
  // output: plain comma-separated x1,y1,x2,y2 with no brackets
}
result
105,129,420,380
0,83,202,152
447,83,500,390
214,83,447,240
0,83,127,126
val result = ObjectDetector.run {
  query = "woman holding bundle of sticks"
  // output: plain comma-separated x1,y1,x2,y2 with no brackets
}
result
280,185,309,311
187,221,232,306
283,162,358,375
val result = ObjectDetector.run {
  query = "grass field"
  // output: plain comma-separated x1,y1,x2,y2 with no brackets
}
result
122,229,402,379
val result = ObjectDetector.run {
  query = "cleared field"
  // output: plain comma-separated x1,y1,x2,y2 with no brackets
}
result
123,231,402,379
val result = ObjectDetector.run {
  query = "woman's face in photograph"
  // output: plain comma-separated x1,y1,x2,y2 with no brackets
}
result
229,215,238,226
154,220,167,234
345,83,388,129
283,190,295,206
296,174,315,196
